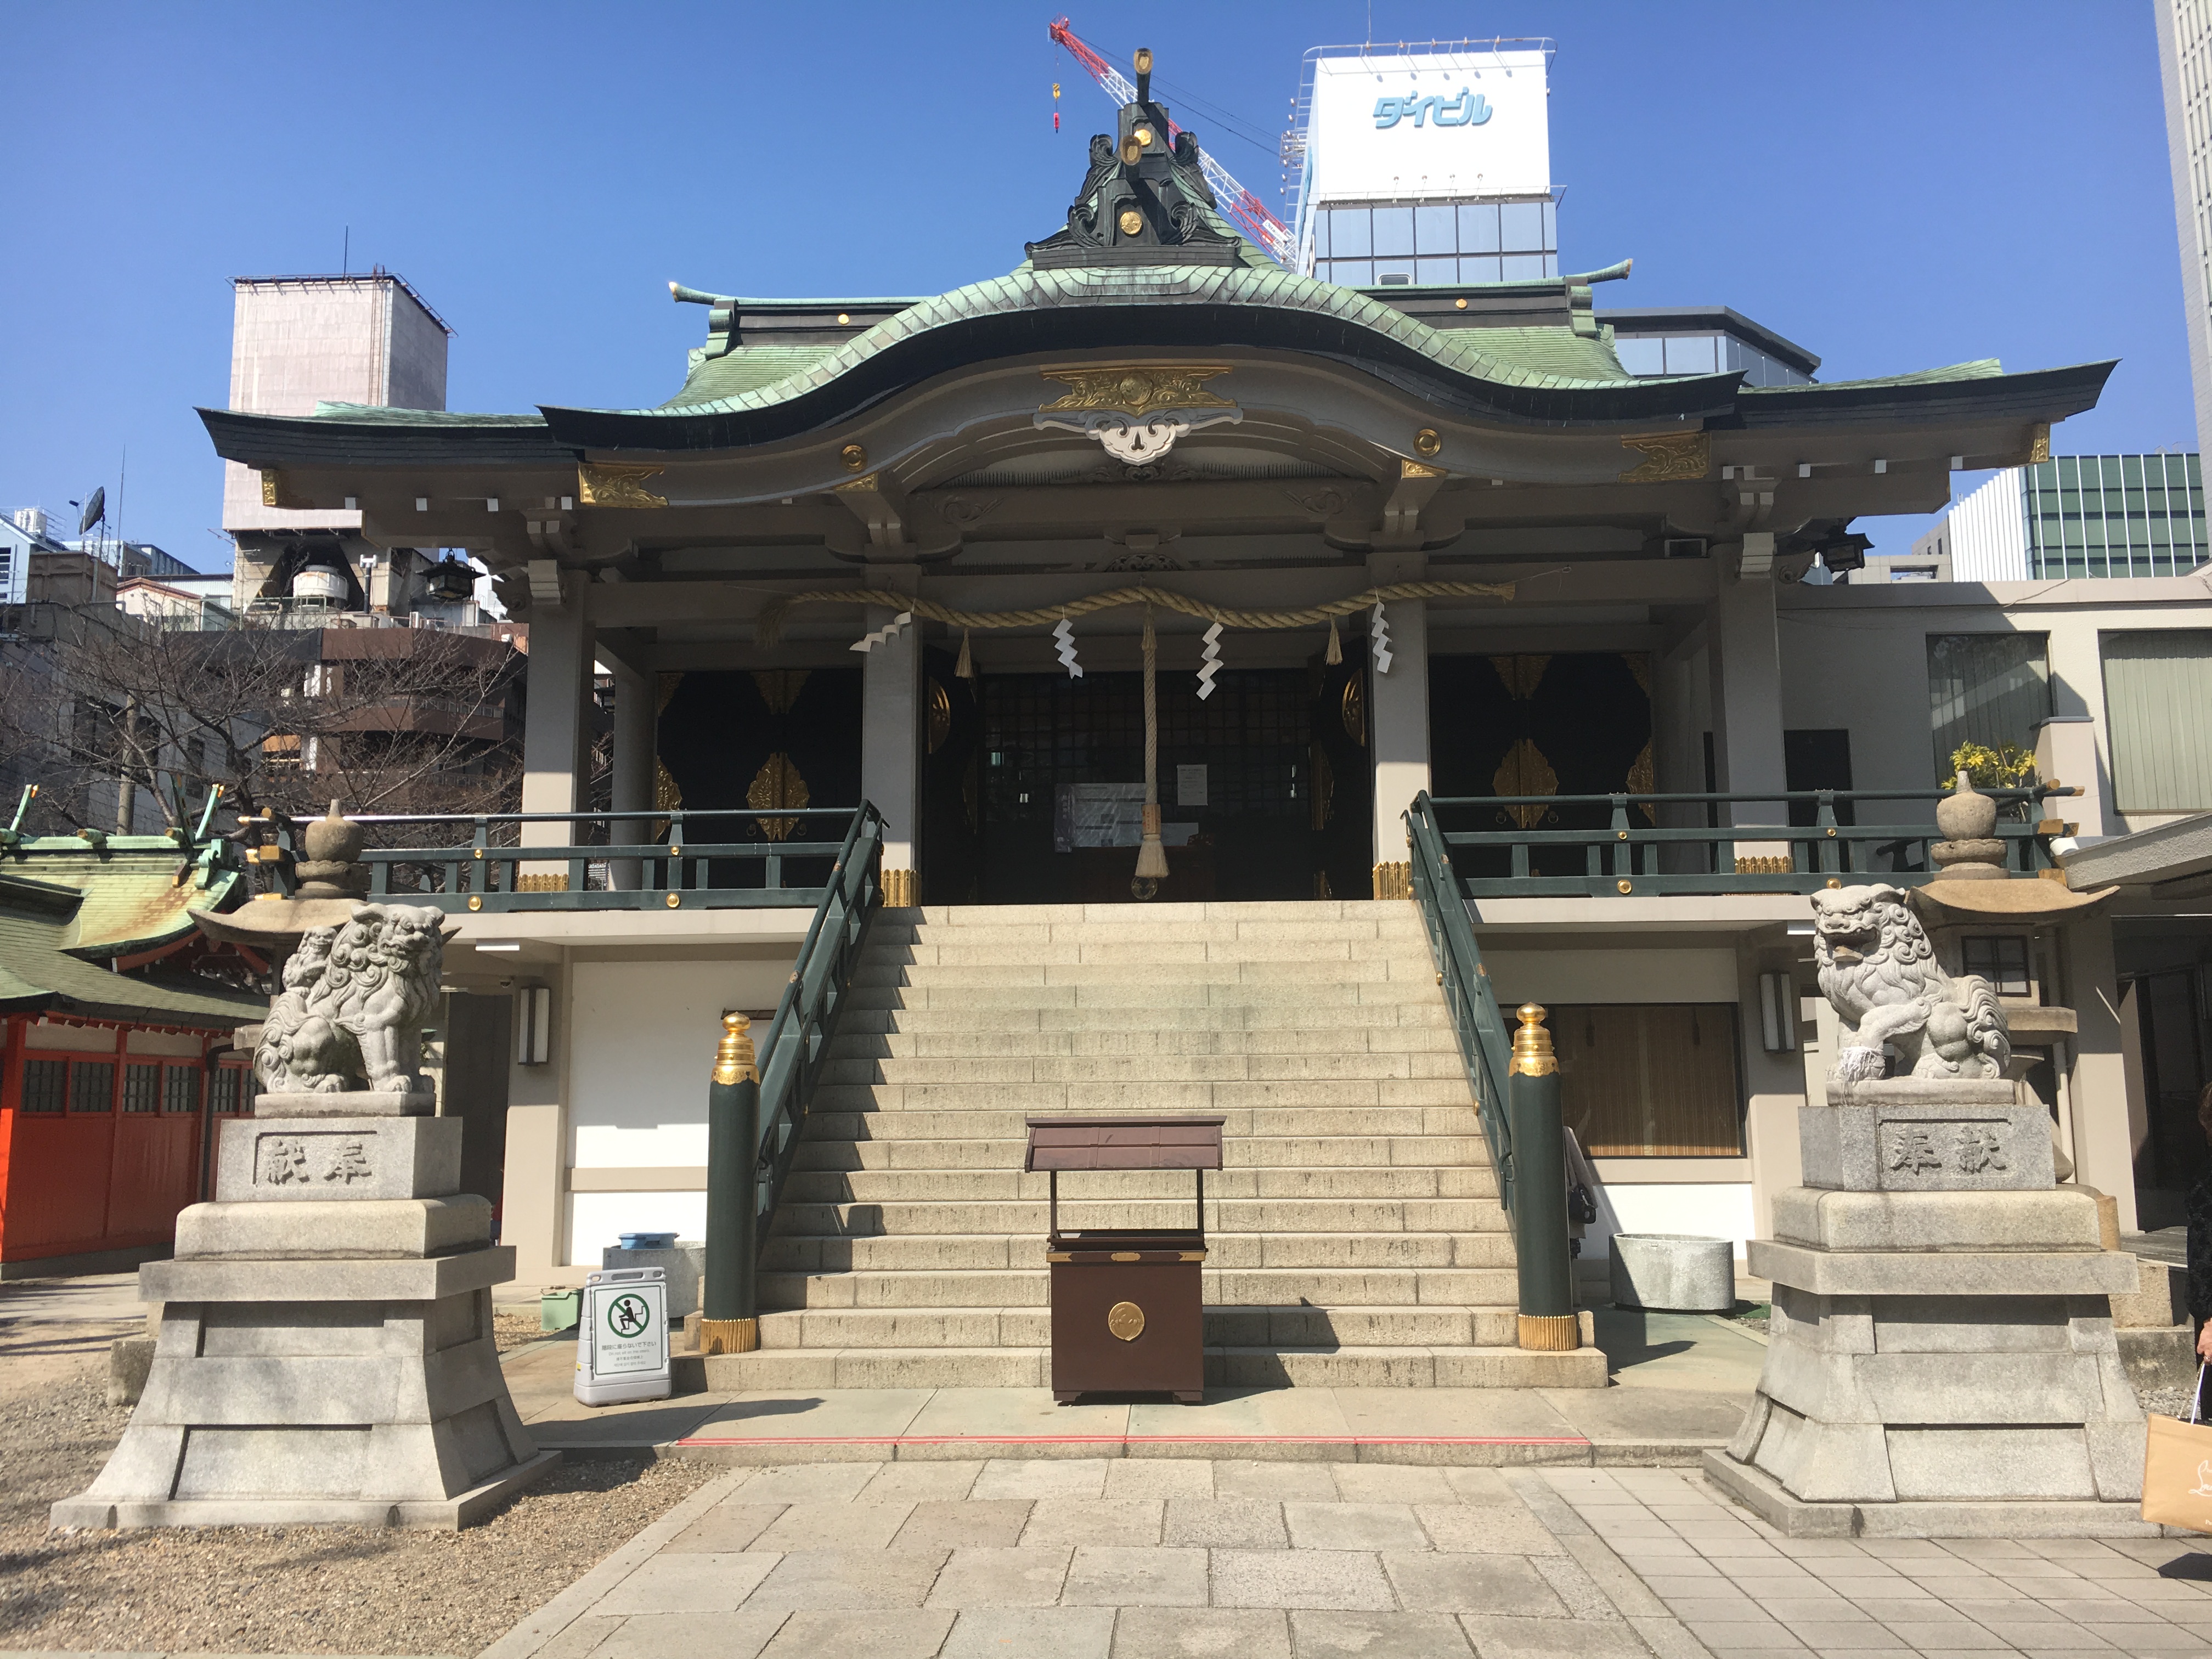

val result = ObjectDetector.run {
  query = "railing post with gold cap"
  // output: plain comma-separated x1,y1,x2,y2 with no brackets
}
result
699,1011,761,1355
1507,1003,1579,1352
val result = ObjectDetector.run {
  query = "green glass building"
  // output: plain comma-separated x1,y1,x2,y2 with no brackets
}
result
2023,453,2206,578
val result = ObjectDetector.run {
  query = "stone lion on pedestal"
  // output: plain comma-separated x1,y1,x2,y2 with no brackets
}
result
254,902,448,1096
1811,883,2010,1082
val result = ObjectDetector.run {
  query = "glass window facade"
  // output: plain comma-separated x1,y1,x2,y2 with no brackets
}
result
1310,196,1556,287
1609,331,1813,387
2021,454,2208,578
1927,633,2052,780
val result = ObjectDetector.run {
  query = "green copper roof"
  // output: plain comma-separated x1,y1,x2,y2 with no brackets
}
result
2,836,245,960
0,874,264,1029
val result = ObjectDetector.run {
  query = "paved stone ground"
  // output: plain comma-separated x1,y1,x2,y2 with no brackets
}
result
503,1457,1698,1659
495,1457,2212,1659
1542,1467,2212,1657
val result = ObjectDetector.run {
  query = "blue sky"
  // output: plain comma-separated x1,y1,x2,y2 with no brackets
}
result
1,1,2188,571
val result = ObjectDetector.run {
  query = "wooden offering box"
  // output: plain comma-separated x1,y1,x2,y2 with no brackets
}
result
1026,1115,1224,1404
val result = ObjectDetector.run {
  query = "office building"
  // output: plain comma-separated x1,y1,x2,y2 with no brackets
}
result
222,270,479,623
2158,1,2212,451
1288,41,1559,284
1914,454,2208,582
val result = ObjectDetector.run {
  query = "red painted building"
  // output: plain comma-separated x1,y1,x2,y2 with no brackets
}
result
0,825,263,1274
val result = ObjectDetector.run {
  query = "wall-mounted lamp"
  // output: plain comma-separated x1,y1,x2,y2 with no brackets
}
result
1758,970,1799,1053
516,984,551,1065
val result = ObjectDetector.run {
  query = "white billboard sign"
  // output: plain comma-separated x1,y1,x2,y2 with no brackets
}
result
1306,48,1550,204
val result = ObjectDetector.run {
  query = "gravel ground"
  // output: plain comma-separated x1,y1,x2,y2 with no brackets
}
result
0,1355,712,1656
2143,1381,2205,1419
494,1308,565,1355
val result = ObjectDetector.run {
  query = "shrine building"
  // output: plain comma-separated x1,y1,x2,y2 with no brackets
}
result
199,61,2212,1387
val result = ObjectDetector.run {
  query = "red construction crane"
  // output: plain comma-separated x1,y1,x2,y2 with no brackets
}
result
1048,16,1297,268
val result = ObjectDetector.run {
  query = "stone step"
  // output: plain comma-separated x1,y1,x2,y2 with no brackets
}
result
757,1259,1521,1311
813,1052,1464,1086
850,959,1424,989
770,1195,1502,1235
839,1002,1451,1032
800,1105,1484,1143
863,938,1424,967
778,1166,1494,1205
805,1081,1472,1114
695,1342,1607,1391
887,917,1429,947
759,1229,1514,1274
753,1303,1522,1348
788,1133,1488,1173
826,1026,1463,1059
899,900,1418,926
753,1267,1508,1312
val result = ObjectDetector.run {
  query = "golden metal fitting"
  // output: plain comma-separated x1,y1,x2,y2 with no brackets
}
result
1517,1312,1580,1351
1134,47,1153,74
840,443,867,472
1118,205,1143,233
1510,1004,1557,1077
467,894,482,911
1414,428,1442,457
713,1011,759,1086
1616,879,1632,894
1371,861,1412,900
882,868,917,907
697,1316,759,1355
666,891,681,908
1734,855,1793,874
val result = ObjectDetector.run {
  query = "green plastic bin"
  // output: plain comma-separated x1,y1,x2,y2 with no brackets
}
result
540,1288,582,1333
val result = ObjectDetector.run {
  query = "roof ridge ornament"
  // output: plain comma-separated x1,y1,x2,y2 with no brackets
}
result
1026,45,1245,270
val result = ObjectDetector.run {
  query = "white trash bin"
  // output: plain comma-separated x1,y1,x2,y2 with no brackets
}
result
575,1266,671,1407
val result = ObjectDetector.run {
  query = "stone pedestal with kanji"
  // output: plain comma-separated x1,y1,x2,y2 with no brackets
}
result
1709,1081,2149,1536
1705,881,2149,1537
52,1091,556,1531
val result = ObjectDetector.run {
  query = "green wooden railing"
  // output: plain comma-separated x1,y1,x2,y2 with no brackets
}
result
701,802,887,1350
1427,787,2066,898
1404,794,1520,1212
258,806,862,911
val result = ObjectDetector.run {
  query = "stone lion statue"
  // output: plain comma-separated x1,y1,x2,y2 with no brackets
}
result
253,903,447,1095
1811,883,2010,1082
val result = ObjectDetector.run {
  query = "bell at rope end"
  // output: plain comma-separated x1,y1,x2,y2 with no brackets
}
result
1130,875,1161,901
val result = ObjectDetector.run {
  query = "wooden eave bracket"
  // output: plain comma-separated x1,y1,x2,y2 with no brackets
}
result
1359,459,1449,551
828,472,960,562
526,559,567,611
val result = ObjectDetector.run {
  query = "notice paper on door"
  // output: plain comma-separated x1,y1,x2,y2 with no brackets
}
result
1176,765,1208,808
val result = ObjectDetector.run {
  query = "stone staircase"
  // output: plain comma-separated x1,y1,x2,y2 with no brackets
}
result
705,900,1606,1391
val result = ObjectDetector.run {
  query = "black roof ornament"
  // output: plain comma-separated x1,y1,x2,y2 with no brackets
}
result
1026,44,1245,270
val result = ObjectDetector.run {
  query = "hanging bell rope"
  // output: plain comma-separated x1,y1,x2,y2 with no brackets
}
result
752,579,1515,649
1135,605,1167,898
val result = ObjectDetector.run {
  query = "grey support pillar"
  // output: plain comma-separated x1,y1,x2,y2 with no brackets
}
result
608,659,654,890
860,581,922,906
519,574,592,877
1708,546,1790,868
1366,554,1430,898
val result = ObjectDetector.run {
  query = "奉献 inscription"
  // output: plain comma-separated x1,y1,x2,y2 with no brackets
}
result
254,1132,377,1188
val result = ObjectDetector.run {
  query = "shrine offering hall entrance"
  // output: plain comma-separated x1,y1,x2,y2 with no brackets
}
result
938,664,1372,906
